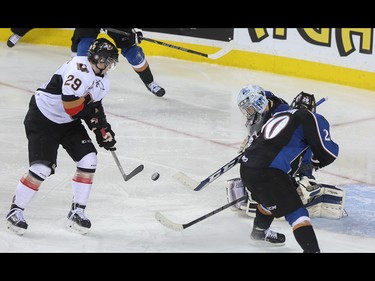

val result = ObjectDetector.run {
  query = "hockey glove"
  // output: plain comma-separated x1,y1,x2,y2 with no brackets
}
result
133,31,143,44
85,102,107,131
123,30,143,45
311,155,322,170
297,163,315,179
94,124,117,151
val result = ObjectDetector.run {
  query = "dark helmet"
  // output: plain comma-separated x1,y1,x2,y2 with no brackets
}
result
88,38,119,69
291,91,316,112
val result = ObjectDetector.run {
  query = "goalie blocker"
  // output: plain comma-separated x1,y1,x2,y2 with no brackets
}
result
226,178,347,219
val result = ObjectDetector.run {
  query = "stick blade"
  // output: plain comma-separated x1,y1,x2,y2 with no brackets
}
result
193,180,209,191
208,40,235,59
172,171,199,190
124,164,144,181
155,211,184,231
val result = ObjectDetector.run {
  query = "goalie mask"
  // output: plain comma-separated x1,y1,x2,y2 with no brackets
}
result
237,85,269,124
88,38,119,72
291,91,316,113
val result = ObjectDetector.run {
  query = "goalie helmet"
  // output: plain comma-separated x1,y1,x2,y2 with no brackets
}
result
88,38,119,71
291,91,316,113
237,85,269,123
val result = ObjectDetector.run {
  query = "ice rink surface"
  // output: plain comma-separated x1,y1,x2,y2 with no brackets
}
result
1,43,375,253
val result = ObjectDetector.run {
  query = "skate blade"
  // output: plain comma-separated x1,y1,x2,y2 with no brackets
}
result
66,219,90,235
6,221,26,236
250,237,286,247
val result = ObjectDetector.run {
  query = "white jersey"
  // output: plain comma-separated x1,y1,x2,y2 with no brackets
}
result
34,56,110,124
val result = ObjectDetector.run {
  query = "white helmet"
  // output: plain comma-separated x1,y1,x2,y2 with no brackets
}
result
237,84,269,119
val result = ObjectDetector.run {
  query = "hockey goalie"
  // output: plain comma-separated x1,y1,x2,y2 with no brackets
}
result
226,175,347,219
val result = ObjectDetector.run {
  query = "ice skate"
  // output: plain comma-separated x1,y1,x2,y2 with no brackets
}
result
146,81,165,97
251,227,286,246
6,206,28,235
66,203,91,235
7,33,22,48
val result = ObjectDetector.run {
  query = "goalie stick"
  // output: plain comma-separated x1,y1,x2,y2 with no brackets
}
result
173,97,328,191
104,28,234,60
155,195,248,231
111,150,144,182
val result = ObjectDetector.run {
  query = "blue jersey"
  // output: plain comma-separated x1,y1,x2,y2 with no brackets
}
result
241,108,339,176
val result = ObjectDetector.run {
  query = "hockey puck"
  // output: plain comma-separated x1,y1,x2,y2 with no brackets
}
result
151,172,160,181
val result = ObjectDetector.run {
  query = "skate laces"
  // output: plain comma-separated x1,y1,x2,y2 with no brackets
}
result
7,208,26,223
147,82,161,93
70,207,88,220
264,228,278,240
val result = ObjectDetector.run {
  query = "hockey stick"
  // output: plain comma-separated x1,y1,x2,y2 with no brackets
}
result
316,96,328,106
111,150,144,182
173,97,328,191
155,180,344,231
104,28,234,60
99,127,144,181
173,153,243,191
155,195,248,231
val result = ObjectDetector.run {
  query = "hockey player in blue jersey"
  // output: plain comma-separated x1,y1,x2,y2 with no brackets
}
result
71,28,165,97
239,91,339,252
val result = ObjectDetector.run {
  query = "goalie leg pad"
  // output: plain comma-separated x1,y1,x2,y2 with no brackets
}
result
226,178,247,210
245,189,258,217
305,184,347,219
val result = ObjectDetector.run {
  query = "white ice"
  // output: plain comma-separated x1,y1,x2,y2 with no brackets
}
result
1,43,375,253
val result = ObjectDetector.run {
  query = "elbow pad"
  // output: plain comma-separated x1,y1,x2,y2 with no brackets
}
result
64,95,95,119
